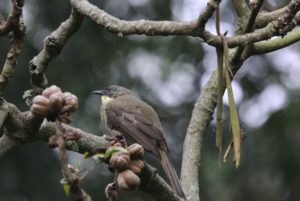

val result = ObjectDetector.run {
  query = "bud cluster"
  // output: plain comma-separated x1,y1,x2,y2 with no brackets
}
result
31,85,78,123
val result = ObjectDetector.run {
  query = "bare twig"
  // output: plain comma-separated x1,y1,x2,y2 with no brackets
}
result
244,0,265,34
228,1,300,48
215,3,221,36
0,0,26,95
215,38,224,155
0,36,24,95
231,0,264,64
0,0,24,36
55,121,92,201
28,9,83,96
197,0,221,30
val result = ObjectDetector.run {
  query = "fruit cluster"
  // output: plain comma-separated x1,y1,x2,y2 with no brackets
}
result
31,85,78,123
111,143,144,190
105,143,145,199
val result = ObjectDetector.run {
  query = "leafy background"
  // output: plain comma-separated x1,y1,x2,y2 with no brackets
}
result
1,0,300,201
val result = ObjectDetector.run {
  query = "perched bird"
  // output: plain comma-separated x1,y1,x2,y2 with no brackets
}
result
93,85,185,198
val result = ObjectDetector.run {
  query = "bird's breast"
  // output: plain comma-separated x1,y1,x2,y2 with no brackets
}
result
100,103,110,132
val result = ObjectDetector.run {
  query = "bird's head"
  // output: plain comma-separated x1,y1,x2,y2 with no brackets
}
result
93,85,131,104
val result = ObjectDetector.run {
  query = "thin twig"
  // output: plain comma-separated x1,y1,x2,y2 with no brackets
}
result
55,120,92,201
231,0,264,64
0,0,25,95
0,0,24,36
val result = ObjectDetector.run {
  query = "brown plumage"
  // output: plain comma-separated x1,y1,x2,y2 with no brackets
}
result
94,85,185,199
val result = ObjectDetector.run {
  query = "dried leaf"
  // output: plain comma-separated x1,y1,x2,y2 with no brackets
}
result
225,69,241,168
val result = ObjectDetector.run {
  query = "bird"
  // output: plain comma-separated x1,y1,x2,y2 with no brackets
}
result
93,85,185,199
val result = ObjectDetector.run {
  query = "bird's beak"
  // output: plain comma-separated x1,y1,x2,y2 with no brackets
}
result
92,90,104,95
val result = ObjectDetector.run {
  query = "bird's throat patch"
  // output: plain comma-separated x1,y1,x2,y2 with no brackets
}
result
101,95,112,104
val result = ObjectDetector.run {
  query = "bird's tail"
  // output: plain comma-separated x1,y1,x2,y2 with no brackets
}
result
159,149,186,199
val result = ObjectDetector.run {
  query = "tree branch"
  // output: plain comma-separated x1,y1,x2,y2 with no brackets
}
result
255,5,287,29
231,0,264,64
70,0,221,46
0,0,24,36
70,0,197,36
28,9,83,94
0,36,24,95
251,27,300,55
0,0,25,95
181,70,218,201
140,164,183,201
0,99,108,158
0,133,21,158
194,0,222,45
226,0,300,47
0,98,178,201
232,0,250,18
55,121,92,201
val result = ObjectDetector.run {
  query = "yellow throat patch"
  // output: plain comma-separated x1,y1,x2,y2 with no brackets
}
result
101,95,112,104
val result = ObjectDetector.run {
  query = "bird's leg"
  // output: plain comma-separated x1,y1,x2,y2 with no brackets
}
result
108,134,127,148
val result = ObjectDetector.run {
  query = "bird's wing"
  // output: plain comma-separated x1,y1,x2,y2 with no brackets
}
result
106,97,166,155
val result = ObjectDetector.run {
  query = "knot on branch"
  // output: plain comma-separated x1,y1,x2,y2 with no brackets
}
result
45,36,63,56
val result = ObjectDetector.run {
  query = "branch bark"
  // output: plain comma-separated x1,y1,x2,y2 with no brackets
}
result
181,71,218,201
251,27,300,55
70,0,221,46
0,99,180,201
28,9,83,94
232,0,250,18
0,0,24,36
0,0,25,95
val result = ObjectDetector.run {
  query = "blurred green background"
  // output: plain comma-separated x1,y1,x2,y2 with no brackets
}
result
1,0,300,201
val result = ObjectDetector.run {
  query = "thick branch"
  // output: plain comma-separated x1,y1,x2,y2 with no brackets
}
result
181,71,218,201
0,101,26,158
140,164,183,201
0,100,108,157
37,122,109,153
0,133,21,158
70,0,196,36
29,9,83,91
227,0,300,47
255,5,287,29
70,0,220,46
251,27,300,55
0,100,177,200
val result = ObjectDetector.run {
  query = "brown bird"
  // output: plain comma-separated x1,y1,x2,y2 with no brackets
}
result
93,85,185,198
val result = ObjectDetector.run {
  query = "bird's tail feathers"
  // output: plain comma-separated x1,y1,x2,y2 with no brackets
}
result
159,150,186,199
